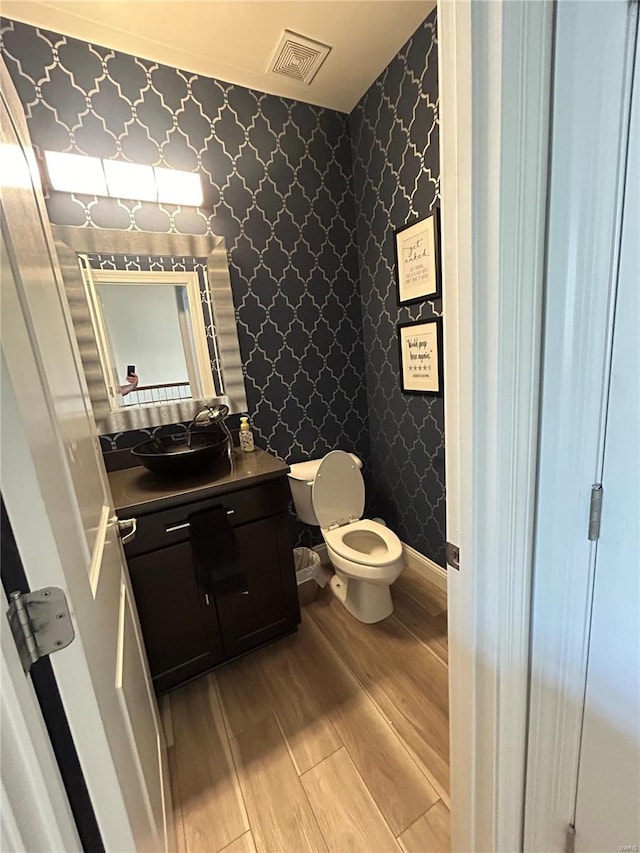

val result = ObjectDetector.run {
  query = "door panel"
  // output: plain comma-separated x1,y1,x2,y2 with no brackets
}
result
0,151,109,561
0,60,168,852
215,515,298,657
573,36,640,852
128,540,225,690
116,582,166,839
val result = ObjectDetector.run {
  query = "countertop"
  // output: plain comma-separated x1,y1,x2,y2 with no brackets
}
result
108,448,290,516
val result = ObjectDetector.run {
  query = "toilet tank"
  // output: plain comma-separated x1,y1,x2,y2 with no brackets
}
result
287,453,362,527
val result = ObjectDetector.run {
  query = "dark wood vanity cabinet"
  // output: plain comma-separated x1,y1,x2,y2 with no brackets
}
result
122,474,300,693
126,541,225,691
215,512,296,658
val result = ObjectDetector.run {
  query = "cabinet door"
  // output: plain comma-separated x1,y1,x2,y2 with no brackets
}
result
215,513,300,658
128,541,224,692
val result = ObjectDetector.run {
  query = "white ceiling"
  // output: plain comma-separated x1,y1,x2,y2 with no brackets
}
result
2,1,436,113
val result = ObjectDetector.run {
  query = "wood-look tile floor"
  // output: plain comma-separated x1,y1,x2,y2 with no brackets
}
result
161,566,450,853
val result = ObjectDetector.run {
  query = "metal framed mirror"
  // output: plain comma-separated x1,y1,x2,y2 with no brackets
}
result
53,225,247,434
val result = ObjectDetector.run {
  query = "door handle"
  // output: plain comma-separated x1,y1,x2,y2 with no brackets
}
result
117,517,137,545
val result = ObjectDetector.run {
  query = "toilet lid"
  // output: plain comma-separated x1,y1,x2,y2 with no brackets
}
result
311,450,365,529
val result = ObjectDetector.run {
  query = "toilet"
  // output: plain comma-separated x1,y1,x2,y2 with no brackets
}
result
287,450,405,623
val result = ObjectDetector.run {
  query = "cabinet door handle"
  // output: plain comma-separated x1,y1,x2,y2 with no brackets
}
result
165,522,190,533
165,509,235,534
204,593,210,606
117,517,137,544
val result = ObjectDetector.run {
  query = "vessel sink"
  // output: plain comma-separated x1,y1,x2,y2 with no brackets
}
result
131,434,230,477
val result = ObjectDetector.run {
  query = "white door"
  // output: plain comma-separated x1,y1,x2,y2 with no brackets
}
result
1,594,81,852
573,37,640,852
523,3,637,850
0,62,170,852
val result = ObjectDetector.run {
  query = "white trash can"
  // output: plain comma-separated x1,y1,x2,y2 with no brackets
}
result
293,547,322,607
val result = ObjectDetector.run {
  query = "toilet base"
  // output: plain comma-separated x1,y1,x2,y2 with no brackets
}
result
329,572,394,624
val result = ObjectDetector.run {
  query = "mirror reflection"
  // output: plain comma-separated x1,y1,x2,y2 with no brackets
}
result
78,254,222,410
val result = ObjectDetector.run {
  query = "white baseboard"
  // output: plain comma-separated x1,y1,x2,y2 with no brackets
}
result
312,541,447,593
401,543,448,592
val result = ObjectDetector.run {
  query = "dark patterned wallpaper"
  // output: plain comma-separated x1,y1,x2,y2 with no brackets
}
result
1,14,444,563
0,20,370,480
350,11,445,565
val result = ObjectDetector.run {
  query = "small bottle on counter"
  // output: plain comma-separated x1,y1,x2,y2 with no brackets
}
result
239,416,255,452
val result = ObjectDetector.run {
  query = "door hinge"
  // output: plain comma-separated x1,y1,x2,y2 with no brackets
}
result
588,484,603,541
445,541,460,571
565,823,576,853
6,587,75,674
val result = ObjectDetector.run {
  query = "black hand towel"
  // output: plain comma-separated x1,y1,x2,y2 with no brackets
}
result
188,505,248,596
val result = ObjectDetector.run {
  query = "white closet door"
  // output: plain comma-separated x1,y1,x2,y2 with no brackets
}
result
573,31,640,853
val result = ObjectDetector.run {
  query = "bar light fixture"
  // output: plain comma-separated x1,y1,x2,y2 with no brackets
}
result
43,150,203,206
103,159,157,202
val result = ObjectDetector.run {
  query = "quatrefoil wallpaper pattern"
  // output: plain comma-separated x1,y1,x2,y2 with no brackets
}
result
350,10,444,565
1,11,444,565
0,18,369,471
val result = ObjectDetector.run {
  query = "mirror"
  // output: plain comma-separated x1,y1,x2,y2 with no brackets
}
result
79,257,219,407
53,225,247,434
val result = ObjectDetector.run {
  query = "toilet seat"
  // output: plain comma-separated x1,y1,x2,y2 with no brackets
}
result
311,450,365,530
324,519,403,567
311,452,403,571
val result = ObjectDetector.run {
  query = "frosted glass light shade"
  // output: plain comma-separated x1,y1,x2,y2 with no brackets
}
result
104,160,157,202
45,151,107,195
155,167,203,206
43,150,204,206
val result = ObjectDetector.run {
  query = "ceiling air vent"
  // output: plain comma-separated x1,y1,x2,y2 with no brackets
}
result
268,30,331,85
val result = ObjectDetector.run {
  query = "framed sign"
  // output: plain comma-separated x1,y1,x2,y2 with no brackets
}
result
398,318,443,396
394,209,441,304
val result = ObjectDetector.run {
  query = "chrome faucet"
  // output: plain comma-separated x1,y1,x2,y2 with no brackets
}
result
186,405,233,461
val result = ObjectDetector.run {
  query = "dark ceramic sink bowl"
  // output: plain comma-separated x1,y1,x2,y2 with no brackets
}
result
131,434,230,477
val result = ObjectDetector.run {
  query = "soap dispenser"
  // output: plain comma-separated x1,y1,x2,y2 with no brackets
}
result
239,416,255,452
